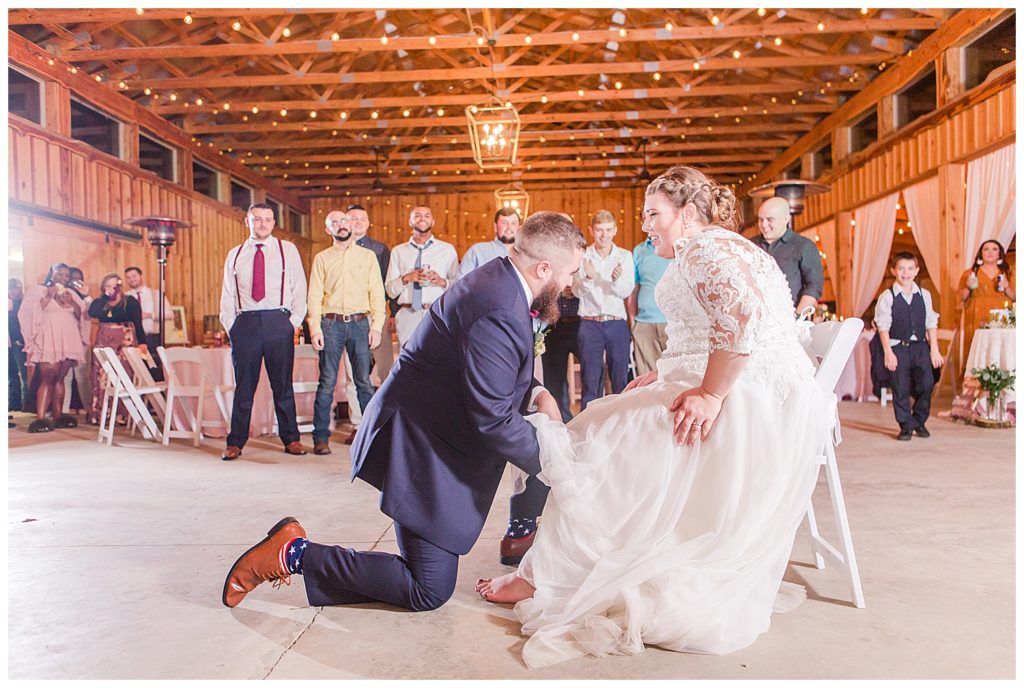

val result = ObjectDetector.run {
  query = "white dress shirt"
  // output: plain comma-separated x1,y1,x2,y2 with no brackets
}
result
873,282,939,343
127,285,172,335
385,236,459,308
219,236,308,332
571,244,636,319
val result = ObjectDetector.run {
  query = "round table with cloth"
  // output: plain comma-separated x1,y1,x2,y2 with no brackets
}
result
964,328,1016,408
171,344,348,438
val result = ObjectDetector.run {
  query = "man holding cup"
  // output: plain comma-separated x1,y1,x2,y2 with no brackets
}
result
384,205,459,347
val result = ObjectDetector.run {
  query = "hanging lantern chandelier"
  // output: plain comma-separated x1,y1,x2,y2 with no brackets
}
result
494,182,530,219
466,97,522,169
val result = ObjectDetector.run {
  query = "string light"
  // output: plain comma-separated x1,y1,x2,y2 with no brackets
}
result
572,32,580,41
476,36,485,46
251,106,259,114
331,32,340,41
135,8,144,15
280,108,287,116
232,20,241,31
774,37,782,46
817,21,825,31
183,13,193,24
144,87,152,96
222,102,230,110
693,61,700,70
169,93,177,101
402,109,410,117
860,7,868,14
757,8,766,16
524,35,533,44
282,27,291,38
578,88,585,95
309,111,317,118
618,28,627,38
540,95,549,103
94,75,102,82
614,81,622,90
340,112,347,119
371,110,379,119
665,22,673,31
711,15,720,25
653,72,661,81
428,36,437,45
732,49,741,59
437,108,445,116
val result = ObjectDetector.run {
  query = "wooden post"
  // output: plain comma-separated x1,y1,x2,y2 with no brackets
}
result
42,81,71,136
122,122,139,167
833,127,852,165
179,148,193,192
937,47,965,108
937,162,966,376
836,210,855,317
877,94,897,139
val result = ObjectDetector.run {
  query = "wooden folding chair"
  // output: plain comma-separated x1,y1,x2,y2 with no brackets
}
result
803,317,867,609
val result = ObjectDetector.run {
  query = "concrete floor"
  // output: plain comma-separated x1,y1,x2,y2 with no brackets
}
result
7,399,1016,679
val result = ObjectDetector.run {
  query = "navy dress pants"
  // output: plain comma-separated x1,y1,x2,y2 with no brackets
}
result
890,341,934,430
302,522,458,611
577,319,631,411
227,309,300,448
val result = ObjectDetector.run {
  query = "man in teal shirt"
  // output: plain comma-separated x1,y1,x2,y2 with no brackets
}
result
626,237,671,376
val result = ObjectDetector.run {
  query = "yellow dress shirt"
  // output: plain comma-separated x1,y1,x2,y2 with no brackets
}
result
307,243,387,335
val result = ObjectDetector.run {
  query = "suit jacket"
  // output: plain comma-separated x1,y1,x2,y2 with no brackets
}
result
351,257,541,555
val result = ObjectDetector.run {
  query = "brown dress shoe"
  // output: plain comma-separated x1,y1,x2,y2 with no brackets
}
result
283,441,308,455
222,446,243,461
222,517,306,608
313,441,331,455
342,429,358,445
499,530,537,566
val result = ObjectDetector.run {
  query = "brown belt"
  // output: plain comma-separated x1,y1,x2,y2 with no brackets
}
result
323,312,367,322
581,315,623,322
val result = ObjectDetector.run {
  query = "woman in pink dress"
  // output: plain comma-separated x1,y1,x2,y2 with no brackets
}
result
18,263,86,432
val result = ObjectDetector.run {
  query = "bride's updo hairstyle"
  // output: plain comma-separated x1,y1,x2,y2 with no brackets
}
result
644,165,742,231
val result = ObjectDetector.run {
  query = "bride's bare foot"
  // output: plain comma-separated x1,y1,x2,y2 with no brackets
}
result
475,572,536,604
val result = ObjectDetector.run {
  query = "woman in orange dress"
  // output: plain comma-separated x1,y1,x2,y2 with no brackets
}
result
958,239,1016,369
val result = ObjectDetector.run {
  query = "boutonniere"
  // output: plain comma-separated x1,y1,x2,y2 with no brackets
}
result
530,309,550,357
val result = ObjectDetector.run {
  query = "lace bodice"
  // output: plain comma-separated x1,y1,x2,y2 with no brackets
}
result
655,227,814,397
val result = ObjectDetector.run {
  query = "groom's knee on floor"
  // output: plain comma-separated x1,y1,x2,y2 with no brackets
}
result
408,583,453,612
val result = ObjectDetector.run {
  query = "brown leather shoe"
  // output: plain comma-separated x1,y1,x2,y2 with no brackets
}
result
222,446,243,461
283,441,307,455
313,441,331,455
499,530,537,566
222,517,306,608
342,429,358,445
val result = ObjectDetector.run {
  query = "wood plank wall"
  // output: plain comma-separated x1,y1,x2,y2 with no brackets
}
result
307,187,649,257
8,117,313,342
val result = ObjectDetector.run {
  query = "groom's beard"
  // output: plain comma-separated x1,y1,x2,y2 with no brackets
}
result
530,276,562,325
332,229,353,242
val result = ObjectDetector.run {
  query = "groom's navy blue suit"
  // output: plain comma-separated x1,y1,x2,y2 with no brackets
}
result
301,257,543,610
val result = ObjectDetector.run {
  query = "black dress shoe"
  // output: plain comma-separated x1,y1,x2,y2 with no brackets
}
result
897,426,913,441
499,530,536,566
914,425,930,438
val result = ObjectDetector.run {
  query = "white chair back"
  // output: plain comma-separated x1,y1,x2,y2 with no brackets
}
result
156,345,212,447
93,347,161,442
807,318,865,395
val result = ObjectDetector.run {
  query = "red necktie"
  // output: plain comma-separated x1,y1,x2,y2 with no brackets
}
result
252,244,266,302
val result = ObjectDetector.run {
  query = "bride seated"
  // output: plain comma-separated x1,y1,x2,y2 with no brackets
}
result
477,165,827,669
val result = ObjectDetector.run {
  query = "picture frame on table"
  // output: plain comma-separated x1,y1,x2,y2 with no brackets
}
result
165,305,189,344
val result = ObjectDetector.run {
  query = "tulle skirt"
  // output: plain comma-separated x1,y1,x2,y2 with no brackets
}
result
514,374,826,669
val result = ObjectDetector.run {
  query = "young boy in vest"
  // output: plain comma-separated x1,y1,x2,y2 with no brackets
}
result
874,252,944,440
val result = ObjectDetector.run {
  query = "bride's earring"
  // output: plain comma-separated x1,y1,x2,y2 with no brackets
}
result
977,259,984,266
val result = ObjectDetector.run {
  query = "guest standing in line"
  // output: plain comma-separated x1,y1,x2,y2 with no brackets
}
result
219,203,309,461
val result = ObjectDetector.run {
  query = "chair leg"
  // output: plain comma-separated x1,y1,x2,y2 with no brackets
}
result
804,496,826,570
194,387,205,447
824,447,866,609
162,391,175,445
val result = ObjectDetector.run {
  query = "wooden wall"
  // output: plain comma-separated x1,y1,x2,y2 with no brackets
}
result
795,79,1015,328
8,117,313,342
308,187,649,257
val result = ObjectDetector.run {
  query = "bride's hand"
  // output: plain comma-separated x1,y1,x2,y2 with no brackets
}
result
624,370,658,391
669,386,724,446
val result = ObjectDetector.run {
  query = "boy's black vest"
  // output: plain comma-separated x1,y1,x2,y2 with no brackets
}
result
889,285,926,342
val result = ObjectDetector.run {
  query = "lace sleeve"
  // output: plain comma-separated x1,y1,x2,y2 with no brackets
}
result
681,234,768,354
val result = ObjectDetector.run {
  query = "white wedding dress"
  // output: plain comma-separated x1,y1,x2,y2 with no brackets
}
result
515,227,827,668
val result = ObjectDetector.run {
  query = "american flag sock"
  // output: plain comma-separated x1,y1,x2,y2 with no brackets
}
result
283,537,309,575
505,518,536,539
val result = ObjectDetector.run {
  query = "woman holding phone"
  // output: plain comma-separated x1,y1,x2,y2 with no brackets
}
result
86,273,147,425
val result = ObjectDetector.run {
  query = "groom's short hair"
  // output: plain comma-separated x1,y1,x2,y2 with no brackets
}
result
516,211,586,261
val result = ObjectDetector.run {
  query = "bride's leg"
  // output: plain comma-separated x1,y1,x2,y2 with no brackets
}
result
475,572,536,604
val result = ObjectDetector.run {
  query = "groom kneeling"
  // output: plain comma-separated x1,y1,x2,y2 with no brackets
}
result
222,212,584,611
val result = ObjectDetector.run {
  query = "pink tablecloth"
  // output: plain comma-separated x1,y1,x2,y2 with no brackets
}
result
174,344,347,438
833,329,876,402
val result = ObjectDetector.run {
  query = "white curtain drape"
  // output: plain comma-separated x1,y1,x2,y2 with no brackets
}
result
903,175,942,293
852,193,899,317
964,143,1016,270
800,220,837,302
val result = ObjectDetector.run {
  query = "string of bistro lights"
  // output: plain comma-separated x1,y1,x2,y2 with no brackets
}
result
32,8,914,192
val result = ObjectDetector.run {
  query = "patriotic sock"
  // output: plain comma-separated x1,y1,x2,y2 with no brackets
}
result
282,537,309,575
505,517,536,539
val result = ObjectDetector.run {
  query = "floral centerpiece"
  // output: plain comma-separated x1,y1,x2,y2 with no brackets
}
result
970,363,1015,426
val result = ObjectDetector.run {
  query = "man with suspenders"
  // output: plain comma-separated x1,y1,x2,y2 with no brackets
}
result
218,203,309,461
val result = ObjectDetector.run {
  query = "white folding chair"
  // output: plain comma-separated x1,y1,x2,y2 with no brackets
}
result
292,344,321,434
123,346,168,432
803,317,867,609
196,346,234,428
93,347,162,445
157,346,217,447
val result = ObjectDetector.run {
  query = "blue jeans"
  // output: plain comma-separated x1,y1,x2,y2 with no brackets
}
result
577,319,631,411
313,317,374,443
